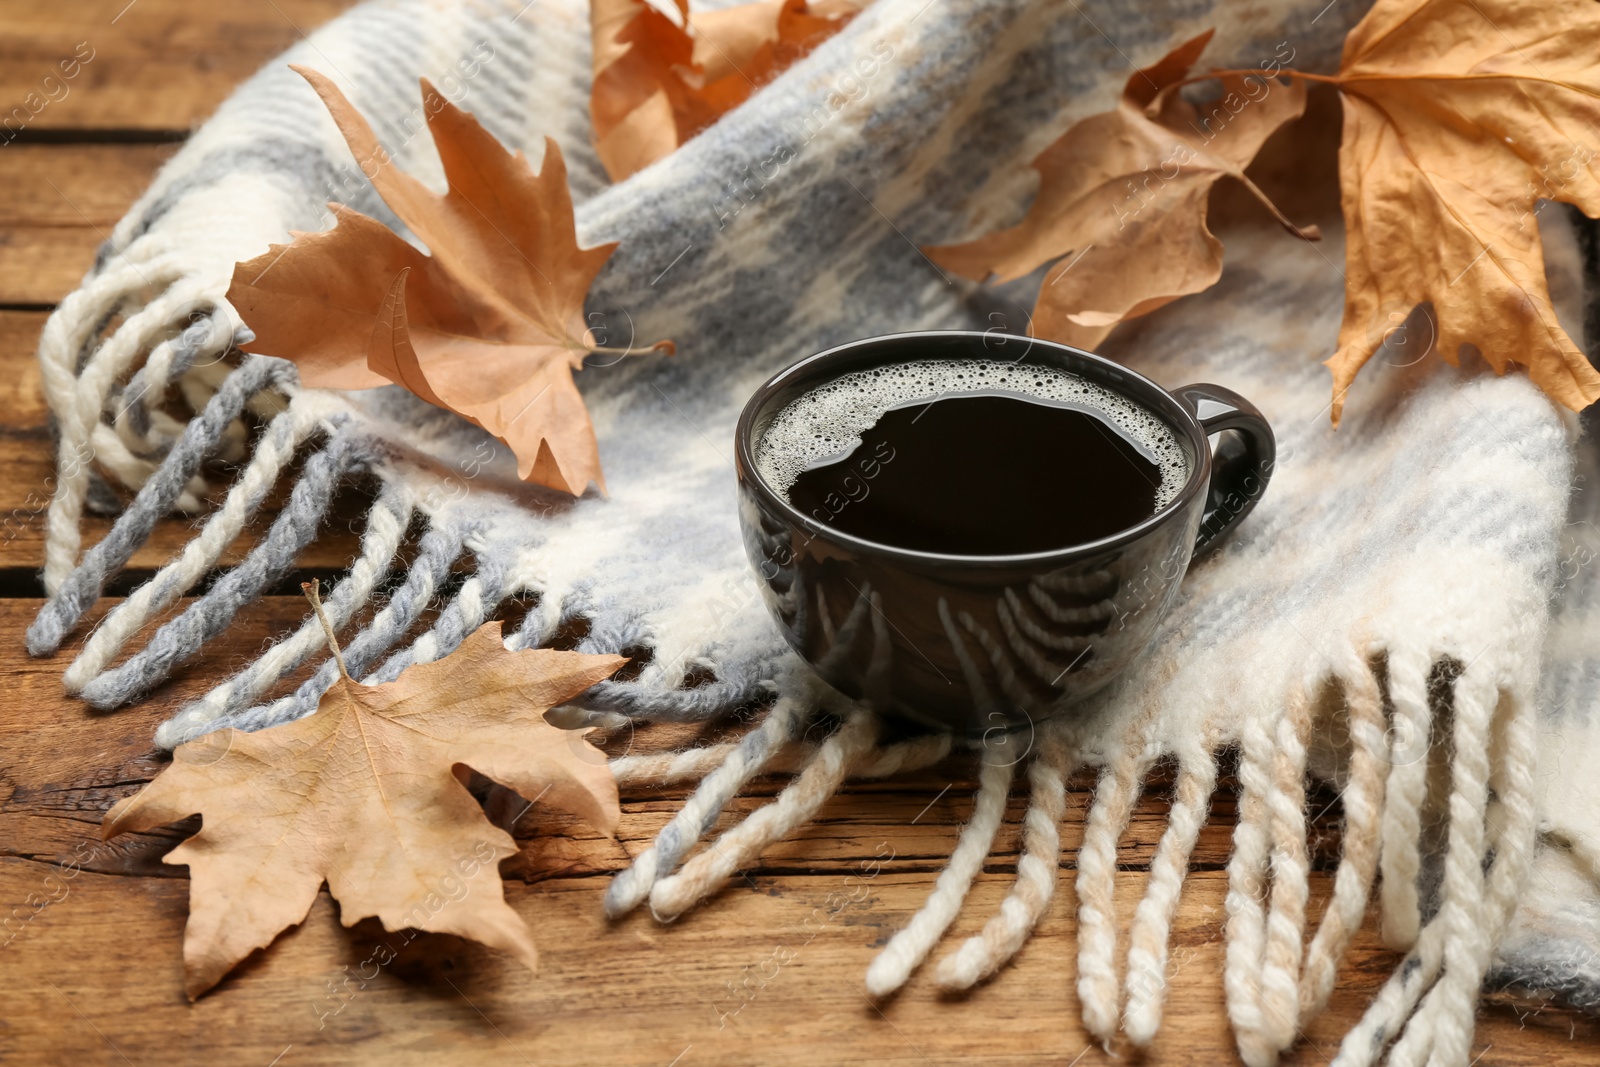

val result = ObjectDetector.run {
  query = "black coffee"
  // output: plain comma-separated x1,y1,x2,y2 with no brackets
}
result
756,361,1188,556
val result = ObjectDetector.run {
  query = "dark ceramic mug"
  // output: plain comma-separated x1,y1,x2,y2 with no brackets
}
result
734,331,1275,733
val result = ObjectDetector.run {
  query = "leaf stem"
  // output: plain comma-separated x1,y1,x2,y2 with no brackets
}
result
1201,68,1342,86
587,339,677,358
302,579,351,682
1234,172,1323,242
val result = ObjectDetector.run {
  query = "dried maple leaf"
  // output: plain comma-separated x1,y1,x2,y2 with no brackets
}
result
103,602,624,999
926,31,1316,351
227,67,669,496
590,0,865,181
1324,0,1600,423
693,0,867,102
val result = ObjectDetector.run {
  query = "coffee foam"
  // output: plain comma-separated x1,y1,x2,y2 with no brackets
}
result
755,358,1192,510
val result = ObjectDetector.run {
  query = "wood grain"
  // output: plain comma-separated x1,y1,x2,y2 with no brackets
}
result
0,145,177,306
0,1,1594,1063
0,310,363,576
0,596,1593,1065
0,1,356,134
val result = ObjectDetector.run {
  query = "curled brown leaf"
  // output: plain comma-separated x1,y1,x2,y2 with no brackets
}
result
228,67,671,495
590,0,868,182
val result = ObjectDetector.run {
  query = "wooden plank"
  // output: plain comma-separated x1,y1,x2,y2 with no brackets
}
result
0,145,171,226
0,313,50,424
0,311,364,574
0,144,177,305
0,435,371,577
0,597,1258,874
0,864,1589,1067
0,0,358,134
0,17,1592,1058
0,861,1531,1067
0,597,1593,1065
0,228,101,307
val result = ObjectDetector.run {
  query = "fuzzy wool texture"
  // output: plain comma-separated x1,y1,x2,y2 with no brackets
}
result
25,0,1600,1062
1490,402,1600,1015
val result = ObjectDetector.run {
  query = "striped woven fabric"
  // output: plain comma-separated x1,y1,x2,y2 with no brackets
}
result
25,0,1600,1062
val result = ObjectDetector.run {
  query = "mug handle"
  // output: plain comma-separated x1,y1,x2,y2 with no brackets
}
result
1174,384,1276,555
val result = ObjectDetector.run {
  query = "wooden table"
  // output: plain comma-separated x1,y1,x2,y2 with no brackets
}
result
0,3,1593,1063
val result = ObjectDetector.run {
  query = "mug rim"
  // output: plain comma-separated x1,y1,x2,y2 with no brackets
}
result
733,330,1213,567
